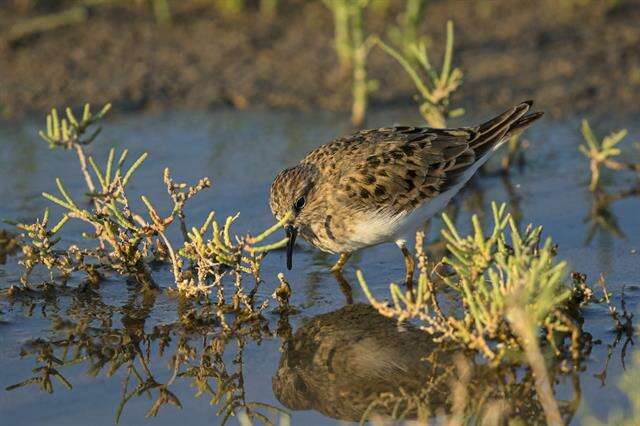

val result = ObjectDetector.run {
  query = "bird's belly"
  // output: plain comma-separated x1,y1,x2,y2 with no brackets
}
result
348,210,410,251
391,186,459,241
346,188,458,250
348,198,449,250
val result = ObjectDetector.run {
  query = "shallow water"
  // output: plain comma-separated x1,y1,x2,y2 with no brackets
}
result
0,107,639,425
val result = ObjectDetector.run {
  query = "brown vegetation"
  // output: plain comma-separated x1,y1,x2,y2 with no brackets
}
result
1,0,639,119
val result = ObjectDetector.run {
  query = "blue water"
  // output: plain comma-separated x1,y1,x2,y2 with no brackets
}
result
0,107,639,425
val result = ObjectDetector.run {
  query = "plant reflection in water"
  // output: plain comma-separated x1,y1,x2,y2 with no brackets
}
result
4,286,288,425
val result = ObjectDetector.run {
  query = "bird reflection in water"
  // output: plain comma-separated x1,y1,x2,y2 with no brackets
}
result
273,303,582,424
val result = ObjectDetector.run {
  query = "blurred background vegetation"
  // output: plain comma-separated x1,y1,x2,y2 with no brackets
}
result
1,0,639,120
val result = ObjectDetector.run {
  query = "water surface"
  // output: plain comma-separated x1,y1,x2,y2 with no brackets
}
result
1,108,639,425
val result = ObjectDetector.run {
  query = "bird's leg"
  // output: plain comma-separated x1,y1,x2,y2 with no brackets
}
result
396,240,414,293
330,252,351,274
330,252,353,304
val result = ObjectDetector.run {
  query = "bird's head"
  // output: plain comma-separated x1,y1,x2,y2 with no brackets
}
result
270,164,320,270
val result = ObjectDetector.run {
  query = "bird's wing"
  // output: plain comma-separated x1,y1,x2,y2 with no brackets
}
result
334,102,542,215
333,126,474,215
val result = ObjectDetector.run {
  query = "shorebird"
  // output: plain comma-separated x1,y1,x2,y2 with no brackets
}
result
269,101,543,297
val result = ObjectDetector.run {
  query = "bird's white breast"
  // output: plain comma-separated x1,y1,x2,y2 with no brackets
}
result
350,209,410,250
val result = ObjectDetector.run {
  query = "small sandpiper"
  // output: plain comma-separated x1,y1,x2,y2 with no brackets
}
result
270,101,543,297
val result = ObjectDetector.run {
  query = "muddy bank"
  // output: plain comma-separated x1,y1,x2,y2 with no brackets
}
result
1,0,639,119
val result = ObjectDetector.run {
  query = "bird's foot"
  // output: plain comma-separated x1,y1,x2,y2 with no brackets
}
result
398,240,415,293
330,253,354,304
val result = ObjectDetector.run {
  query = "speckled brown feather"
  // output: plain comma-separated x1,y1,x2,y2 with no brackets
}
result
308,101,539,215
270,101,543,254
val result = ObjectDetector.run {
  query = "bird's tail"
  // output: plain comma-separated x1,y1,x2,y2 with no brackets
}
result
470,101,544,158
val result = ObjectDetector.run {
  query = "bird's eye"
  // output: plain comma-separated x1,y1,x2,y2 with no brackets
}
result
294,196,306,212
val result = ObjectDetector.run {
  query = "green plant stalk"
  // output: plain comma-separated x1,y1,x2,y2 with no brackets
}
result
246,212,290,245
122,153,148,187
6,5,88,44
325,0,352,71
214,0,244,16
375,37,432,103
440,20,454,86
579,119,633,191
152,0,172,25
350,1,368,126
401,0,427,52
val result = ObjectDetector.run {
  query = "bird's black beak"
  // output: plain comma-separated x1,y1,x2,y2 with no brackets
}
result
285,224,297,270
